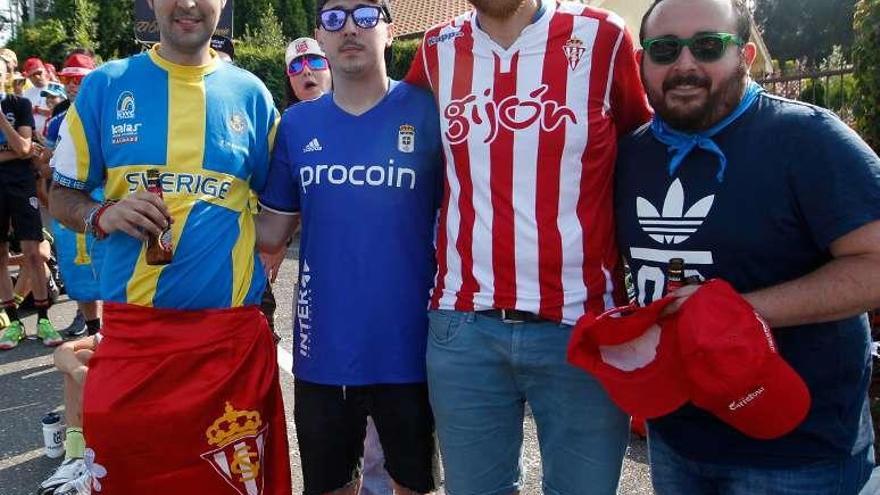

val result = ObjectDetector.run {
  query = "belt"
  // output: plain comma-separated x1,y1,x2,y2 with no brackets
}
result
477,308,544,324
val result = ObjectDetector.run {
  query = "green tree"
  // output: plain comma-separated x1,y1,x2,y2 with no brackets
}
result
755,0,857,66
51,0,99,52
242,2,285,47
96,0,137,59
853,0,880,151
5,18,68,64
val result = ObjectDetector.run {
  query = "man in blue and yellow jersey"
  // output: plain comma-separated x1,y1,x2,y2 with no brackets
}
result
48,1,292,493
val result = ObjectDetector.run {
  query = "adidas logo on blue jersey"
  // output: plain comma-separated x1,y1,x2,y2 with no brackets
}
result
303,138,322,153
637,179,714,245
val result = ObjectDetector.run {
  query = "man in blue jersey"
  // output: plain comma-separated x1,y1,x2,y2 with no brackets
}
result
47,0,292,493
258,0,442,493
614,0,880,493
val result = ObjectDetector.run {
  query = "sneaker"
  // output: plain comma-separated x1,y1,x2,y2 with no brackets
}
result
37,318,63,347
54,472,92,495
0,309,9,329
37,458,87,495
62,311,87,338
0,320,24,350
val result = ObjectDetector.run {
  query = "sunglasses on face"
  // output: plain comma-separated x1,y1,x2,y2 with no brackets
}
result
59,75,83,85
318,5,390,32
642,33,745,65
287,55,329,76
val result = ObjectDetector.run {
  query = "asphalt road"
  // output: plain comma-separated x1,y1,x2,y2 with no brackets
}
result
0,247,654,494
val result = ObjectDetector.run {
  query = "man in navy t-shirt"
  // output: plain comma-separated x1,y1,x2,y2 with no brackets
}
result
257,1,441,493
615,0,880,493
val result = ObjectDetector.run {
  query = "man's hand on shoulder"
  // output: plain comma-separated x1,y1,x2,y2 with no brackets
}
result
98,191,173,241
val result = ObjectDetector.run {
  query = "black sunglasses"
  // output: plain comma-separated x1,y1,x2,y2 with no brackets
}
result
642,33,745,65
318,5,391,32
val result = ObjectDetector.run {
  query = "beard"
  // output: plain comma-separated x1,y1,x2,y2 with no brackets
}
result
646,60,748,132
467,0,526,19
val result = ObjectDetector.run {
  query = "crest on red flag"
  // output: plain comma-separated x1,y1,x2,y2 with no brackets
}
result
201,402,268,495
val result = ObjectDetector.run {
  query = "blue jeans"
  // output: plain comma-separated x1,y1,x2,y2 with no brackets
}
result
360,417,393,495
426,310,629,495
649,429,875,495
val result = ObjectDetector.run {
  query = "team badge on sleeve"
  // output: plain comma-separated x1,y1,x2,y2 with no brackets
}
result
398,124,415,153
201,402,268,495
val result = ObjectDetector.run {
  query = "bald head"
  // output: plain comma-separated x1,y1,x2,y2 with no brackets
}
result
640,0,751,45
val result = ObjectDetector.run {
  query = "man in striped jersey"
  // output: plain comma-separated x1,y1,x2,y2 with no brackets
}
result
405,1,652,493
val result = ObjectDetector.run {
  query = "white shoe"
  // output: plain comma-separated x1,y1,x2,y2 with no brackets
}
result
38,458,87,494
54,471,92,495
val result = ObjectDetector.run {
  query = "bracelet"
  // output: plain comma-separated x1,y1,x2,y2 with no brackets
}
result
84,201,115,240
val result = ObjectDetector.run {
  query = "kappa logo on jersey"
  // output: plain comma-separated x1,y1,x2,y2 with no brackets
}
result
302,138,322,153
563,37,587,70
116,91,135,120
229,112,248,134
427,29,464,46
201,402,268,495
637,179,714,245
398,124,415,153
443,84,577,145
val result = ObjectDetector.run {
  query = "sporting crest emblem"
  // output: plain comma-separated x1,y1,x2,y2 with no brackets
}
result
201,402,268,495
563,37,586,71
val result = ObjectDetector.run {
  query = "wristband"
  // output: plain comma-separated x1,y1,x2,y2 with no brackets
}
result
84,201,115,240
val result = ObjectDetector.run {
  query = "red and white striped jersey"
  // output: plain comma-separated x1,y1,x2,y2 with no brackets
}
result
406,1,651,324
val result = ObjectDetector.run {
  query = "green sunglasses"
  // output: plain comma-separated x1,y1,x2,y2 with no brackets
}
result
643,32,745,64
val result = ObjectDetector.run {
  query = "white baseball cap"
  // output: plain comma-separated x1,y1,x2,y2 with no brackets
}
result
285,38,326,69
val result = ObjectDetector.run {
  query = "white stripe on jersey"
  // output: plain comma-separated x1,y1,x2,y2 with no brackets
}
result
511,42,547,315
51,117,79,181
604,29,625,114
436,30,464,309
559,16,600,324
467,48,497,309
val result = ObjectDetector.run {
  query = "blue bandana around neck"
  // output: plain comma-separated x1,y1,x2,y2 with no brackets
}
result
650,80,763,182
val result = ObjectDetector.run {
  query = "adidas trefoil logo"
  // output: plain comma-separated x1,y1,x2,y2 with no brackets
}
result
303,138,322,153
637,179,714,245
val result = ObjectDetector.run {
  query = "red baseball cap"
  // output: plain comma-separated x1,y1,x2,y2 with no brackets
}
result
676,279,811,440
567,297,690,419
58,53,96,78
23,57,44,76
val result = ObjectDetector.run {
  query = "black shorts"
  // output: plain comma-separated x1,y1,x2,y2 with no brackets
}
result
0,172,44,243
294,380,436,494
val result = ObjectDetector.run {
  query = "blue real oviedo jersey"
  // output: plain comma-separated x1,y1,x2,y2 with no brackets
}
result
260,81,443,385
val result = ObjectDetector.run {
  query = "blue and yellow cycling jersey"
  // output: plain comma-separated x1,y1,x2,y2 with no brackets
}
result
52,46,279,310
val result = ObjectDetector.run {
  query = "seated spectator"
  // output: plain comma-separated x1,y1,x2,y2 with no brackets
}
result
37,334,100,495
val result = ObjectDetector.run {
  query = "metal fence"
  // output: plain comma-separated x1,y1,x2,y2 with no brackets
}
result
757,66,856,122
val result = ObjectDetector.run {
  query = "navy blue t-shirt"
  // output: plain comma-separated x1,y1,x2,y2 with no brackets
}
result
615,93,880,467
259,80,442,385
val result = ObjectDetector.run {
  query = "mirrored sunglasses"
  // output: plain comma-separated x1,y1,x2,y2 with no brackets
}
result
318,5,389,32
287,55,329,76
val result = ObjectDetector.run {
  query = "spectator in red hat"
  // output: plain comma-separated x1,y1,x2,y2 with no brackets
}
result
51,53,97,121
615,0,880,493
22,57,51,133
